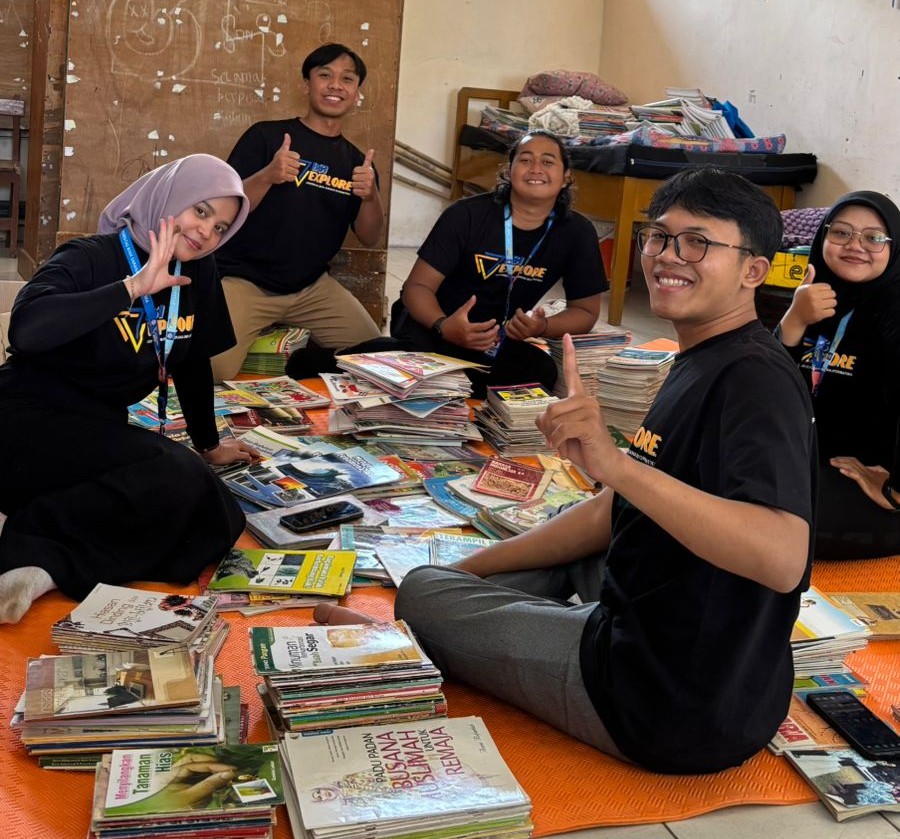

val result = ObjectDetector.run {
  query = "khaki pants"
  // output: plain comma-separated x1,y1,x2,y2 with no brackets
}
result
211,272,382,381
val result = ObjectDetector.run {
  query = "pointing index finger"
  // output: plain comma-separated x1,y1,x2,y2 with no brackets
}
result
563,333,585,397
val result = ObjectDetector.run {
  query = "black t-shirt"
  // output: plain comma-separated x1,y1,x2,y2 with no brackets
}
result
216,119,366,293
580,322,816,774
0,234,234,445
788,283,900,482
417,193,607,322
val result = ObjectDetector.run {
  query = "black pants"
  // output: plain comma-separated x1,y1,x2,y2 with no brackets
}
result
815,464,900,560
0,398,245,599
388,300,558,399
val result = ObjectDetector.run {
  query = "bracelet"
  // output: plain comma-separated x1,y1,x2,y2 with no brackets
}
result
122,276,136,304
195,443,220,454
431,316,447,337
882,478,900,511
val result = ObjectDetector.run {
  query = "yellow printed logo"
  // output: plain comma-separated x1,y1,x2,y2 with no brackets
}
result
800,350,856,372
632,425,662,458
294,159,352,194
113,306,194,354
473,252,549,281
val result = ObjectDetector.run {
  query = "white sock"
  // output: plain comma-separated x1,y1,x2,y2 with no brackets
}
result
0,567,56,624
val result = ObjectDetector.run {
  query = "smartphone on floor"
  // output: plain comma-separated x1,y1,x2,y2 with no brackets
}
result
806,689,900,761
279,501,364,534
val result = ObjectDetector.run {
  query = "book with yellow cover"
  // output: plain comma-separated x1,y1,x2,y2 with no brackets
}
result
207,548,355,597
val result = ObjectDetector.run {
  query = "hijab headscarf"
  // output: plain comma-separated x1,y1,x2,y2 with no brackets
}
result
97,153,249,252
808,190,900,312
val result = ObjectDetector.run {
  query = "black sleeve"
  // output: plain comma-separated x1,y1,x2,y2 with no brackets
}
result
172,357,219,451
9,239,132,353
560,213,608,299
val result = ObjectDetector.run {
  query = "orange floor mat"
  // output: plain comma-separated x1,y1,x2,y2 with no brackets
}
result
2,556,897,838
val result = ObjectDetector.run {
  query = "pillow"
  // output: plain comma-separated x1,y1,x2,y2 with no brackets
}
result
781,207,829,249
521,70,628,106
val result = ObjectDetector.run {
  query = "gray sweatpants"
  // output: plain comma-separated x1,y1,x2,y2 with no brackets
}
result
394,559,627,759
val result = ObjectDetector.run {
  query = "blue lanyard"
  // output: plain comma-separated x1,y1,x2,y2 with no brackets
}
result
810,309,853,396
118,228,182,432
485,204,555,359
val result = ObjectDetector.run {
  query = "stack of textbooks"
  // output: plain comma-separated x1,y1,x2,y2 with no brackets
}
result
545,329,632,399
50,584,224,656
89,744,284,837
252,621,447,733
595,346,677,437
278,716,532,839
202,547,358,615
474,383,558,456
479,486,594,539
791,587,871,677
239,325,309,375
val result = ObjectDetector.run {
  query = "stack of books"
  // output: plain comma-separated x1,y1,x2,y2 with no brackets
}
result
50,584,223,655
279,716,532,839
201,547,358,616
252,621,447,733
480,486,594,539
791,587,871,678
373,531,496,587
239,325,309,376
545,329,632,399
474,383,558,456
13,645,222,760
89,743,284,837
595,346,677,438
334,351,481,400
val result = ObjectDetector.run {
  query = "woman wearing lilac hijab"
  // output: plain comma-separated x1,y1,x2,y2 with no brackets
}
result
0,154,258,623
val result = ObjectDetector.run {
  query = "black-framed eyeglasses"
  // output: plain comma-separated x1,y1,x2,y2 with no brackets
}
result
637,226,755,263
824,222,892,254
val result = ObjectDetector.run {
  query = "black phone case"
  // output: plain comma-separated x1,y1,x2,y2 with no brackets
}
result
279,503,363,534
806,690,900,760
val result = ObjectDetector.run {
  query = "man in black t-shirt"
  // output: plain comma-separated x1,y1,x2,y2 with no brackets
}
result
393,168,818,774
211,43,384,381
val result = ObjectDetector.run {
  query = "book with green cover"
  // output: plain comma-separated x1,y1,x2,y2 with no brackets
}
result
206,548,356,596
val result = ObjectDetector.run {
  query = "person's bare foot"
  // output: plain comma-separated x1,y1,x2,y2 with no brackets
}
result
0,567,56,624
313,602,379,625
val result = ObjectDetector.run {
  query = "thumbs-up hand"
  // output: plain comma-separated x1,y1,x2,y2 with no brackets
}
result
535,334,616,482
352,148,377,200
440,295,499,351
784,262,837,332
268,132,301,183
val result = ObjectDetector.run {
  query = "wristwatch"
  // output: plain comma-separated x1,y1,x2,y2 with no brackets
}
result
431,316,447,337
882,478,900,511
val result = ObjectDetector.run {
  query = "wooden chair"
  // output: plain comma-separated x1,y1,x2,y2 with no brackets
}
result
0,106,22,257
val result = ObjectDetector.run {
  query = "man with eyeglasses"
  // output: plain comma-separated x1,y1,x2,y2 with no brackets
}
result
393,167,816,774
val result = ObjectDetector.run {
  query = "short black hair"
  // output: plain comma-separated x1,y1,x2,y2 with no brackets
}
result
301,43,367,85
493,130,574,218
646,167,783,260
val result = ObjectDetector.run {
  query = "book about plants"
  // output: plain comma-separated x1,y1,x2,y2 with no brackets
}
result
223,375,330,409
207,548,355,596
97,743,284,817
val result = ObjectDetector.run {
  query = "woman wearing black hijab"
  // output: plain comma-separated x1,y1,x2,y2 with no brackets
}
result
778,190,900,559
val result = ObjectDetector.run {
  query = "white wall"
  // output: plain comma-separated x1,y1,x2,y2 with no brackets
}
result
599,0,900,209
390,0,605,246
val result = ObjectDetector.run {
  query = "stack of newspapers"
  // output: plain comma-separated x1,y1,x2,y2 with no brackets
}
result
252,620,447,734
279,716,533,839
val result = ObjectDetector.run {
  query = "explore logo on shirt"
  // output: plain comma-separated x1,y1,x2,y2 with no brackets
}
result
472,252,548,282
114,304,194,354
629,424,663,467
295,159,353,196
